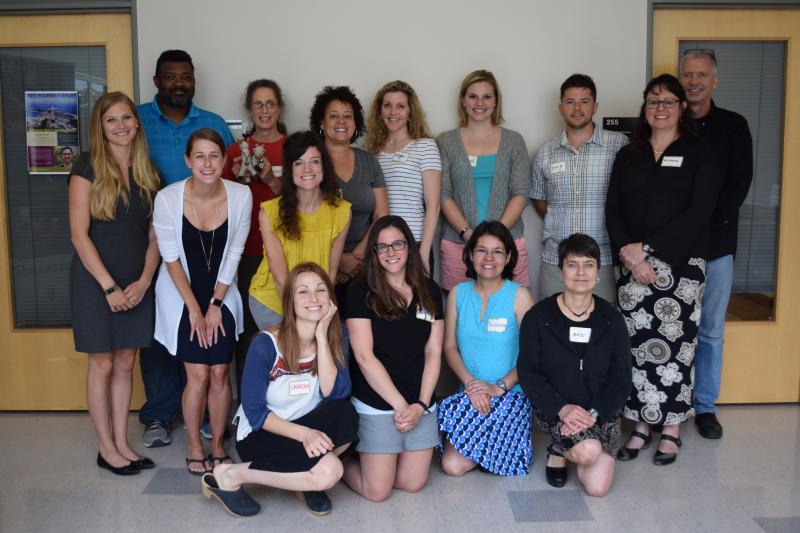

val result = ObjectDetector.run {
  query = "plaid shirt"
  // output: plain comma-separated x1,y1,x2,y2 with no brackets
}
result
138,99,234,185
530,123,627,266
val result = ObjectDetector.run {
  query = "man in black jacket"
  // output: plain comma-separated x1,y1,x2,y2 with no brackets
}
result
679,49,753,440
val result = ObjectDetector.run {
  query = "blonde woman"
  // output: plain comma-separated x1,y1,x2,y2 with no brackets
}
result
366,81,441,274
68,91,161,475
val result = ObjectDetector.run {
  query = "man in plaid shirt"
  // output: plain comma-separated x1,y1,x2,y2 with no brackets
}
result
530,74,627,303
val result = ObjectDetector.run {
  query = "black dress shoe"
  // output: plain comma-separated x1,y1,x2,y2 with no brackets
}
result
695,413,723,439
296,490,332,516
97,452,139,476
130,456,155,470
616,430,652,461
653,434,682,466
545,444,567,488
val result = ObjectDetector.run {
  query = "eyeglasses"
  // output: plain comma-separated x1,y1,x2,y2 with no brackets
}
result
683,48,716,59
645,98,680,109
374,240,407,254
251,101,278,110
473,247,507,259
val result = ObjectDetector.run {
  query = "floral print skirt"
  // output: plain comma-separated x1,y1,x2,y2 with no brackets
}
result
617,256,706,426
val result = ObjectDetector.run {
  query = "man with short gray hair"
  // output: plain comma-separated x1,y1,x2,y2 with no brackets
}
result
679,49,753,440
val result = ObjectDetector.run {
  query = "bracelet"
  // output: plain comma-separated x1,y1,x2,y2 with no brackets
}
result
414,400,430,412
103,284,119,295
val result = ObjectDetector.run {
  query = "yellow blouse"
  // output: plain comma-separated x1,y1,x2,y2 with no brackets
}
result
249,197,351,314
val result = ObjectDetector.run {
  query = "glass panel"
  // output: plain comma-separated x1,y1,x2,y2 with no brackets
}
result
0,46,107,327
679,40,785,321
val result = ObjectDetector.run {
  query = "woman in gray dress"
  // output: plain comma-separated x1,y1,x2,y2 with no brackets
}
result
68,92,161,475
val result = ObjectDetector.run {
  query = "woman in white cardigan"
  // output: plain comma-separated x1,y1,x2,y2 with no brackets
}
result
153,128,252,475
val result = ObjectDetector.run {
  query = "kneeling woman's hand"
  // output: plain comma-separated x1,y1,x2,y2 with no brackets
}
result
300,427,334,458
394,403,424,433
558,404,595,436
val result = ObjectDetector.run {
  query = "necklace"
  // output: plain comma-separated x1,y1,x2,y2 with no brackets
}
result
189,179,219,274
561,294,593,318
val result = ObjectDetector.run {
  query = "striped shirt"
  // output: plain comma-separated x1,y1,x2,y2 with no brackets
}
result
530,124,627,266
378,138,441,240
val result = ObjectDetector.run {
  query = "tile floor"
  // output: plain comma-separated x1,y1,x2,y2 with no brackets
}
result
1,405,798,533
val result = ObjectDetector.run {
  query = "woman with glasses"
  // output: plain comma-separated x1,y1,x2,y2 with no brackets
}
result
606,74,724,466
438,69,530,291
437,221,534,477
343,215,443,501
249,131,351,330
517,234,631,496
222,80,288,381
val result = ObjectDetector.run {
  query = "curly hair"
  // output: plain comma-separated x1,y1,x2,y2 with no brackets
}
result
308,85,365,143
365,80,433,154
277,131,341,240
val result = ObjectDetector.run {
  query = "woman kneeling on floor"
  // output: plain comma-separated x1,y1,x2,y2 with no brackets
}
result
202,263,358,517
437,221,534,476
517,234,632,496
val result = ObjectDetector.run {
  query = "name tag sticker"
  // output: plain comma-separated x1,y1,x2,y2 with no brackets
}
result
288,379,310,396
569,327,592,344
550,161,566,174
392,151,410,163
468,155,478,167
661,156,684,167
487,317,508,333
416,305,434,322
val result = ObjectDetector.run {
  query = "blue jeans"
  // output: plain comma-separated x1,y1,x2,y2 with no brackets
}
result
138,339,186,424
694,255,734,414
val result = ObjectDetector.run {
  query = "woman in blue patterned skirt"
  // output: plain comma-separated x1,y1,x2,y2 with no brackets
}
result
437,221,534,476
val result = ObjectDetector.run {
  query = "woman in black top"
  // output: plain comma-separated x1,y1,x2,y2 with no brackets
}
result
605,74,723,466
343,215,443,501
518,234,631,496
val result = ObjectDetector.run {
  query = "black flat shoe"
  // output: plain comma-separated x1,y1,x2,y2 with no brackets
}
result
695,413,723,439
202,473,260,517
296,490,332,516
616,430,652,461
653,434,682,466
96,452,139,476
545,444,567,488
130,456,155,470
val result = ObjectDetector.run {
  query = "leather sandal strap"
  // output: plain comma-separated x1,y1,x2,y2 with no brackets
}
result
631,430,650,441
660,434,682,447
547,444,565,457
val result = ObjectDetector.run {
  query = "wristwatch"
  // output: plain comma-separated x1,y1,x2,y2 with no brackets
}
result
642,243,655,256
496,379,508,394
104,284,119,295
209,297,223,307
588,408,599,419
459,226,471,240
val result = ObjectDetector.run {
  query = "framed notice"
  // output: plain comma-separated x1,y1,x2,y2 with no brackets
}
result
24,91,80,174
602,117,639,138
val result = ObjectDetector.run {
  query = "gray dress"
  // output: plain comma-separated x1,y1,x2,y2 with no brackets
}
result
69,153,155,353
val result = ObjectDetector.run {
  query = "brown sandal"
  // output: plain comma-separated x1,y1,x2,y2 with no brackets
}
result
186,457,211,476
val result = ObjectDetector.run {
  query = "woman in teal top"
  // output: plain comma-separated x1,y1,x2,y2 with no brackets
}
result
438,221,534,476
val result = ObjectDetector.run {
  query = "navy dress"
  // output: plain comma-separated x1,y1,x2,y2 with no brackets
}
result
176,216,235,365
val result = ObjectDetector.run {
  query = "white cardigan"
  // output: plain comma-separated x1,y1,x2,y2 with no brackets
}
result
152,178,252,355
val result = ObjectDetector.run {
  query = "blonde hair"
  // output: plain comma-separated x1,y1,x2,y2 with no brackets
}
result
457,69,504,127
88,92,160,221
365,80,433,154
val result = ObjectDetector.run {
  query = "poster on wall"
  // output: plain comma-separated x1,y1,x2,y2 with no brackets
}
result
24,91,80,174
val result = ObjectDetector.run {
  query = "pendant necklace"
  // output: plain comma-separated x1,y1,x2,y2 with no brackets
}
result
190,179,218,274
561,294,592,318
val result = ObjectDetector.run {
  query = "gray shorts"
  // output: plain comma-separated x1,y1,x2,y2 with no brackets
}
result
355,410,441,453
249,295,282,330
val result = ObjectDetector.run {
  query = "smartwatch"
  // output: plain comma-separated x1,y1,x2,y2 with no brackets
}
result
104,284,119,295
642,243,655,256
496,379,508,394
210,297,223,308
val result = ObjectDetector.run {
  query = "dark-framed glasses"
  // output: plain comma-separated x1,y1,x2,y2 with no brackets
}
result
374,240,407,254
473,246,507,259
645,98,680,109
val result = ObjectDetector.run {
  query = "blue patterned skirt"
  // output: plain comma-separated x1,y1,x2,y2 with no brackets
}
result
437,390,532,476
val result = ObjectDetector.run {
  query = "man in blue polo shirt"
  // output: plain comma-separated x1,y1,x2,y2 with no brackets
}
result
137,49,234,447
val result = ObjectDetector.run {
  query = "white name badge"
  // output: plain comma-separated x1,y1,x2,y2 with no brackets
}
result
569,327,592,343
288,379,311,396
416,305,434,322
487,317,508,333
550,161,566,174
392,151,410,163
272,165,283,177
468,155,478,167
661,156,684,168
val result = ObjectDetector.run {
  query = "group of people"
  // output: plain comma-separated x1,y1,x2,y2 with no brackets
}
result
68,47,751,517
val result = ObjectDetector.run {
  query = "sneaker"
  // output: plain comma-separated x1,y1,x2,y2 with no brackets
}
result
143,420,172,448
200,421,231,440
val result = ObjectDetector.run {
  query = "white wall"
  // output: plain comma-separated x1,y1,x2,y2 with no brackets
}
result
135,0,648,296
